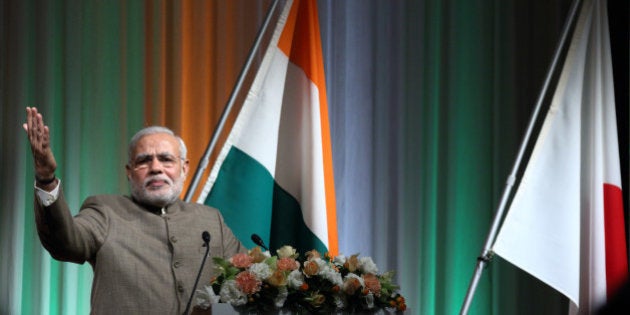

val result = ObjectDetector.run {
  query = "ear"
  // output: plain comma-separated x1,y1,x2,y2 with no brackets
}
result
181,159,190,177
125,164,132,180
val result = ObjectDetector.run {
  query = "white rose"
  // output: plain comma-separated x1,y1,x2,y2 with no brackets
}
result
219,280,247,306
323,269,343,286
249,262,273,280
333,254,347,265
344,273,365,287
277,245,297,258
194,285,220,309
359,256,379,274
287,270,305,289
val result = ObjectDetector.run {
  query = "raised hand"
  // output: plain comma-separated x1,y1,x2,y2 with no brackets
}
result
23,107,58,186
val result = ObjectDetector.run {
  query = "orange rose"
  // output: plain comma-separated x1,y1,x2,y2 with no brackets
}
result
343,277,362,295
305,250,321,260
235,271,261,294
362,273,381,296
398,302,407,311
231,253,254,268
277,257,299,271
267,270,288,287
249,246,267,263
302,260,319,277
344,254,359,273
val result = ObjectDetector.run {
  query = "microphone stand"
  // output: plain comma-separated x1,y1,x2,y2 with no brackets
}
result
183,232,211,315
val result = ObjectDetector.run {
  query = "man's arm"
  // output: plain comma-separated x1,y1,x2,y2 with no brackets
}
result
24,107,96,263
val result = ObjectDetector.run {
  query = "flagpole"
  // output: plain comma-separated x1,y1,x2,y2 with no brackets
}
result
459,0,582,313
184,0,283,202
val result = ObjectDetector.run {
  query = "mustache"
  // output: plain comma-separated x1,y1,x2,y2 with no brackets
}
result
144,175,173,187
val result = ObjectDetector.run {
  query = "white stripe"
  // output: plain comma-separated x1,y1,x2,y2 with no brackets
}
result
274,60,329,246
233,50,288,174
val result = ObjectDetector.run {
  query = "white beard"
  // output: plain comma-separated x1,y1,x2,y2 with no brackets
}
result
130,172,185,207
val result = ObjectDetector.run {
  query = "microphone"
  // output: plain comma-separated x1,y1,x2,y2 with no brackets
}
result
182,231,211,315
251,233,269,251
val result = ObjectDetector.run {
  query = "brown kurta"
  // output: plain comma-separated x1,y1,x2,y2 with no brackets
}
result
34,188,246,314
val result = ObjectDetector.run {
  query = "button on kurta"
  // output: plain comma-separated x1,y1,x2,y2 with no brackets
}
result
170,236,177,243
174,260,181,268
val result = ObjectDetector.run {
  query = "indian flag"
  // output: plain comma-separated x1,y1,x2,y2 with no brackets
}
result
492,0,627,313
197,0,338,256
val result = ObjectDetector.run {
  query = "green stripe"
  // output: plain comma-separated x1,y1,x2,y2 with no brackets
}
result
205,147,327,255
271,182,328,255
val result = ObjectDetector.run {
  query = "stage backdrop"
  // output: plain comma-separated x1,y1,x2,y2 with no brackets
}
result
1,0,627,314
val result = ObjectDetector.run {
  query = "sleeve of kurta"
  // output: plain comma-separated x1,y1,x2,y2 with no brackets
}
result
34,188,108,264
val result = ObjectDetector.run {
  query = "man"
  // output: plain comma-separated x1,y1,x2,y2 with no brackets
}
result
23,107,245,314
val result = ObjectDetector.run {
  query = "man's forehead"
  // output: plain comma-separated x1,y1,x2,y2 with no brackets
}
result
133,133,180,155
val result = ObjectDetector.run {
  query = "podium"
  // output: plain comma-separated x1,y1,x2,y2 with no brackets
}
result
193,304,407,314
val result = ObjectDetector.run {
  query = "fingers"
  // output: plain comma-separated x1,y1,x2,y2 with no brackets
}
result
24,107,58,177
42,125,51,150
24,107,32,133
24,107,49,142
24,106,50,152
25,107,34,140
34,111,45,142
25,106,37,136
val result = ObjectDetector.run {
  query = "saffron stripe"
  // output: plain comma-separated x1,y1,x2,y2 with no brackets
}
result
278,0,338,255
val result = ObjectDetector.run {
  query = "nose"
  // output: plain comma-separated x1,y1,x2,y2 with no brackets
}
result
148,157,164,173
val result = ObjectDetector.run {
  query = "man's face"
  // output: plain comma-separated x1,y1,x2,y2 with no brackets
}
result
125,133,189,207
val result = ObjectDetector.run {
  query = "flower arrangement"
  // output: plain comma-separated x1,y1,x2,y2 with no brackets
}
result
195,246,407,313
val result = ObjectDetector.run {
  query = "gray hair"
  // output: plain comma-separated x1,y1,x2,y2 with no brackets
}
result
127,126,187,163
